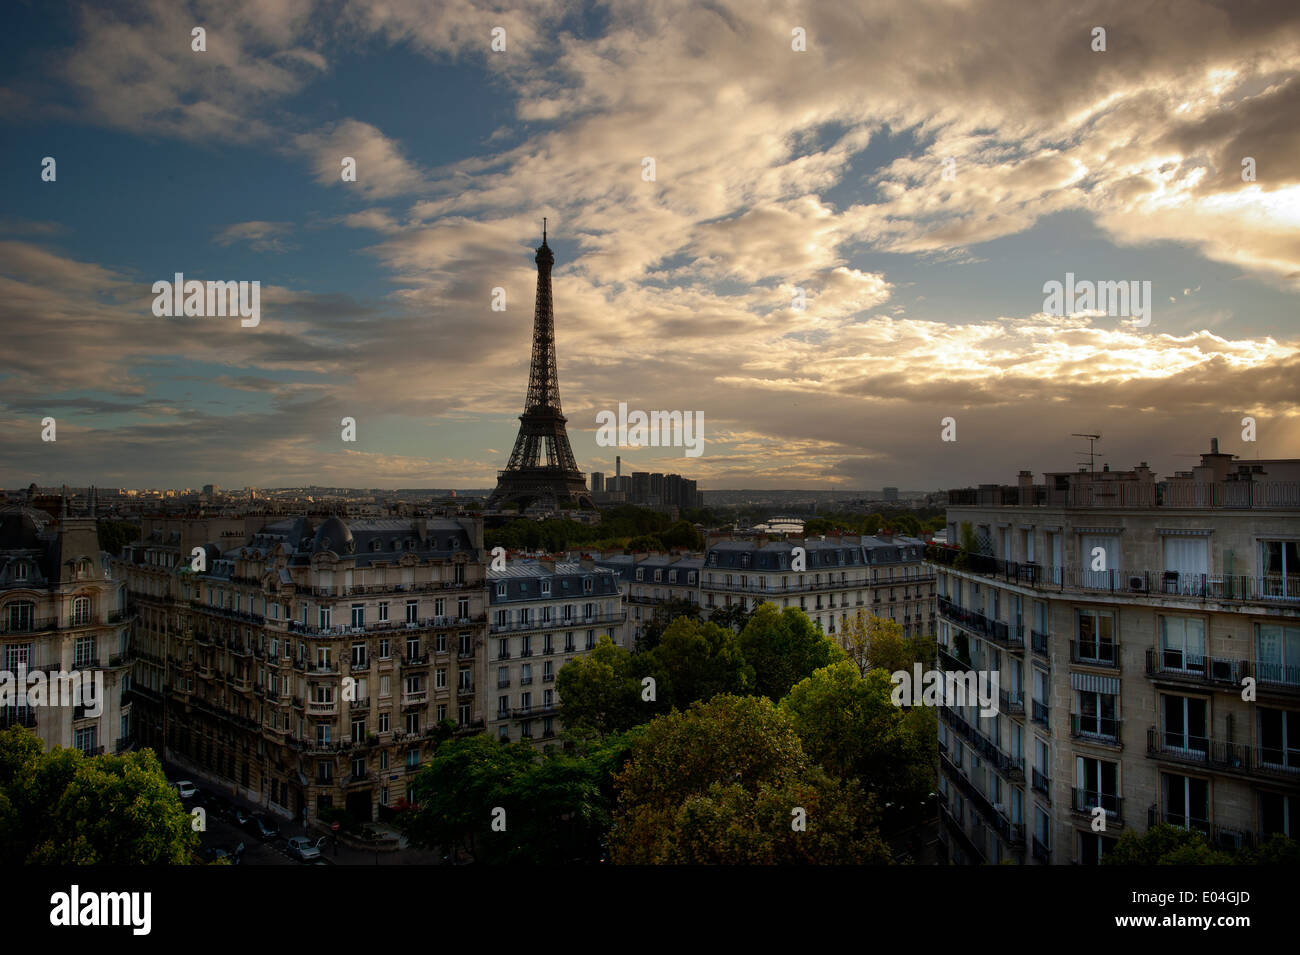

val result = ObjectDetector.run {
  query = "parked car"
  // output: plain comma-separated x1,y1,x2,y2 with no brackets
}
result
285,836,324,861
230,807,251,826
174,780,198,799
248,813,279,841
201,845,240,865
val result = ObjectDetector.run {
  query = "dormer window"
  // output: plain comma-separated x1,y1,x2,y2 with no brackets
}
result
541,581,551,596
13,563,27,582
496,583,506,598
583,578,593,594
78,559,92,577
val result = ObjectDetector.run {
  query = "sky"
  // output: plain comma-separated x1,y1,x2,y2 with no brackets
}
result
1,0,1298,491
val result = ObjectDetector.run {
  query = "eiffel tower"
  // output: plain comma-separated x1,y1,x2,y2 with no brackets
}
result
488,223,595,512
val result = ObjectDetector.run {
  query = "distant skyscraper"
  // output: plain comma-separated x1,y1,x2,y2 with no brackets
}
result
883,486,899,501
590,472,605,494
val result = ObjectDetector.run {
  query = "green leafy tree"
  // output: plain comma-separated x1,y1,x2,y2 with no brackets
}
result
635,597,700,652
0,729,197,864
780,662,937,825
738,604,845,700
96,519,140,556
408,732,636,863
1103,824,1234,865
659,521,704,550
556,638,648,736
708,602,755,633
610,695,888,864
650,617,753,708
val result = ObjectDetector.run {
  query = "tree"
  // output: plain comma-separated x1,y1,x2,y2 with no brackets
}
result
738,604,845,701
407,732,636,864
635,597,700,652
659,521,704,551
1103,824,1234,865
780,662,937,827
838,611,935,675
609,695,888,864
650,617,753,708
708,602,755,633
96,519,140,556
0,728,197,864
556,637,647,737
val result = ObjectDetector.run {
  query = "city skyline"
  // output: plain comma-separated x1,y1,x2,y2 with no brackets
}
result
2,1,1298,491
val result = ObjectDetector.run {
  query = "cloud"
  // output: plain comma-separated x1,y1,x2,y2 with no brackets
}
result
214,221,297,253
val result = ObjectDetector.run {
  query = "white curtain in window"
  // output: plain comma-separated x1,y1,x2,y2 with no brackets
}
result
1081,535,1120,587
1164,537,1208,595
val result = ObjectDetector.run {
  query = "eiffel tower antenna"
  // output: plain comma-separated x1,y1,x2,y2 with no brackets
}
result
487,227,595,513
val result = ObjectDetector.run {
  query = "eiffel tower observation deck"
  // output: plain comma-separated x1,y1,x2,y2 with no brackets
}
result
488,224,595,512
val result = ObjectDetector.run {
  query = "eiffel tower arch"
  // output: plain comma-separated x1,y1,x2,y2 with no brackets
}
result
488,225,596,512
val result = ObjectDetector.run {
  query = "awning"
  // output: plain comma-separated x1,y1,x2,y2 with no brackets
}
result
1070,672,1119,695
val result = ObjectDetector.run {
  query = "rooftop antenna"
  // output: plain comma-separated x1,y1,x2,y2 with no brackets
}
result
1072,433,1101,480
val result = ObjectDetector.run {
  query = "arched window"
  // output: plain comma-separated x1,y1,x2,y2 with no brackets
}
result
4,600,35,632
72,596,91,626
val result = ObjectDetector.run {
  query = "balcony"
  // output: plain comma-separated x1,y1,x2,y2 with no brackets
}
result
1071,788,1124,826
999,689,1025,716
0,709,37,729
1031,700,1049,727
1142,728,1300,779
1031,768,1051,800
942,753,1024,849
307,699,338,715
1069,713,1122,747
1032,837,1049,863
401,691,428,707
400,654,430,668
1144,648,1244,689
1031,629,1049,657
939,706,1024,781
937,596,1024,651
497,679,511,689
457,684,475,698
1070,640,1120,669
1248,660,1300,697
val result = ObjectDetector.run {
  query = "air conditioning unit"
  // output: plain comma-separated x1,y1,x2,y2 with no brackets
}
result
1209,659,1235,681
1128,575,1147,592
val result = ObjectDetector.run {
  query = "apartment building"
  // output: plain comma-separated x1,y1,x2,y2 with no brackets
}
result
117,513,487,823
700,535,937,639
596,553,703,646
487,559,624,742
0,503,133,756
931,441,1300,865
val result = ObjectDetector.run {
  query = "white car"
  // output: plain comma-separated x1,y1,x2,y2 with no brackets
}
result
286,836,324,862
175,780,198,799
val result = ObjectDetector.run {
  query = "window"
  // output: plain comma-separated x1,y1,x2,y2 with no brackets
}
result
458,669,472,691
1075,690,1118,741
543,634,553,654
1161,773,1209,833
1160,616,1205,673
13,563,26,582
351,604,365,628
74,725,98,755
378,637,390,659
1260,540,1300,599
351,718,366,743
72,596,91,626
565,632,575,652
458,704,470,725
1075,610,1117,664
406,600,418,623
379,712,390,733
5,602,34,632
1258,707,1300,771
583,578,593,594
351,642,367,668
74,635,96,668
543,660,554,682
1260,791,1296,838
378,601,389,622
1163,536,1209,594
585,630,595,650
1256,624,1300,687
437,667,448,689
316,724,331,745
380,674,391,698
498,638,509,660
1077,831,1117,865
319,606,331,630
458,632,471,656
496,583,506,597
541,580,551,596
405,712,419,735
457,597,469,618
406,636,421,660
1075,756,1119,816
1161,694,1208,755
498,695,509,717
436,632,447,653
352,757,366,779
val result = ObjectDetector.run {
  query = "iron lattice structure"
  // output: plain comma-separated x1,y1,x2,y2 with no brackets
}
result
488,228,595,512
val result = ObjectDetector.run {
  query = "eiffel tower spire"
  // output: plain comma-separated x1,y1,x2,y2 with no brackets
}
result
488,229,595,512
